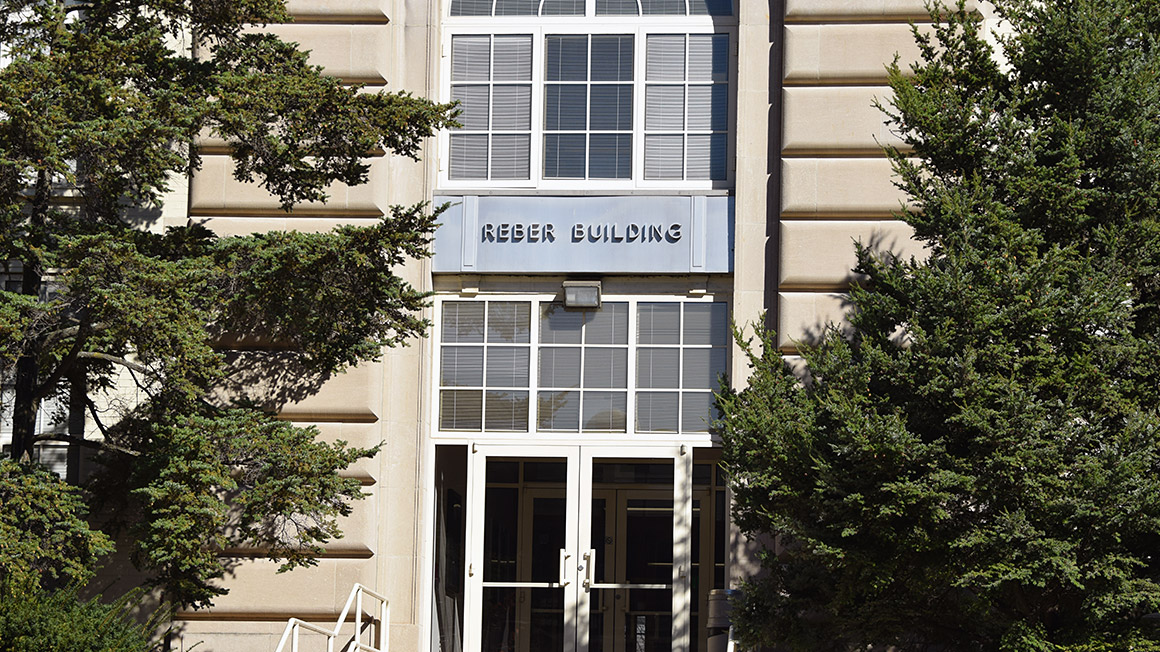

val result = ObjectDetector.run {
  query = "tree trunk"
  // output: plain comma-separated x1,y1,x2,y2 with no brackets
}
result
10,262,41,462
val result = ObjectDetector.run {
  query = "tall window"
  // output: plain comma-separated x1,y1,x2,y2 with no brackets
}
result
444,26,733,187
437,298,728,435
644,34,729,179
544,34,634,179
449,35,533,180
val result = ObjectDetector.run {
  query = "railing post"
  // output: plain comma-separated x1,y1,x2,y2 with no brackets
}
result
355,588,364,652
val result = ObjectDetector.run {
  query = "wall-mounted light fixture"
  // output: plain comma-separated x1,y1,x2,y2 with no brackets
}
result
562,280,601,309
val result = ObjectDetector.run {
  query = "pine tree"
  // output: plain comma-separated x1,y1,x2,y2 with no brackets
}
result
720,1,1160,649
0,0,454,608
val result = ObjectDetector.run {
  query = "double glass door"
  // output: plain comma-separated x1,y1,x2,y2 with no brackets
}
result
464,445,692,652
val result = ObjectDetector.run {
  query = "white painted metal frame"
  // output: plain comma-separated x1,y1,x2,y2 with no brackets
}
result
438,18,737,192
465,444,582,652
274,584,390,652
462,442,692,652
429,292,728,446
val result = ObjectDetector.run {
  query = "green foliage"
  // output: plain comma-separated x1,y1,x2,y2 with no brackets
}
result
0,458,114,592
0,0,455,609
0,586,163,652
720,1,1160,650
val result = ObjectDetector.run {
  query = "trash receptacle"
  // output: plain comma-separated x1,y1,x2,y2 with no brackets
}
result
706,589,738,652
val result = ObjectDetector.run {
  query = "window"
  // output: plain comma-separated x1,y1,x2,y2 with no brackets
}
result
443,25,733,187
644,34,729,180
544,34,634,179
450,0,732,16
449,35,533,180
437,298,728,435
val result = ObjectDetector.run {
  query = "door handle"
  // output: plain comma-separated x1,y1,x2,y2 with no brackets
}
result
582,549,595,590
559,549,571,586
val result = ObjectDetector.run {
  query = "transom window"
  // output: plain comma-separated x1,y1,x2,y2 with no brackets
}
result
443,27,733,188
437,298,729,435
450,0,732,17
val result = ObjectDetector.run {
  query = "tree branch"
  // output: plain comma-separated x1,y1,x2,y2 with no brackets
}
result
76,351,155,376
30,432,140,457
42,321,109,347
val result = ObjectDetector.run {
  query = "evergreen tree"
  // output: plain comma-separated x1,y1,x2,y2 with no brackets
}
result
720,1,1160,649
0,0,454,608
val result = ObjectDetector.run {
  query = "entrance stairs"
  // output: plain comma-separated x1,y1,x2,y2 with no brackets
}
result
273,584,388,652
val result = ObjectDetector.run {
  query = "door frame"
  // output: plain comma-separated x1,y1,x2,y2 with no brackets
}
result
463,443,693,652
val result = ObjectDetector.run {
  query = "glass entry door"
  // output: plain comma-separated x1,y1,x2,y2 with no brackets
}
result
464,445,691,652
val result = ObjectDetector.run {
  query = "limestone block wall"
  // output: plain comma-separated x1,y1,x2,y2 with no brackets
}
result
172,0,438,650
774,1,979,352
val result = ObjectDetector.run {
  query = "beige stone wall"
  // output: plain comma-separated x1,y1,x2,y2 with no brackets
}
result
773,0,969,352
171,0,437,650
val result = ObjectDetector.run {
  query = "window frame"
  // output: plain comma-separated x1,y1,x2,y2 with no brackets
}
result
430,292,730,445
438,17,737,192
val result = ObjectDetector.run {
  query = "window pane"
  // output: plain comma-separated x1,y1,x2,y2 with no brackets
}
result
644,134,684,179
544,134,586,178
540,347,582,387
450,134,488,179
441,390,483,430
645,85,684,130
495,0,537,15
545,85,588,131
542,0,585,14
582,392,627,431
642,0,685,14
583,349,627,388
687,133,727,180
494,35,533,80
596,0,639,14
687,85,727,131
443,302,486,343
452,36,491,81
546,35,588,81
586,303,628,344
637,392,679,431
646,35,685,81
591,35,634,82
589,134,632,179
688,34,729,81
488,302,531,342
487,347,530,387
491,134,530,179
541,303,584,343
451,85,489,131
683,348,727,389
539,391,580,430
441,346,484,386
689,0,731,14
450,0,492,15
590,85,632,130
683,303,728,345
638,303,680,344
485,390,529,431
492,86,531,130
637,348,680,388
681,391,715,432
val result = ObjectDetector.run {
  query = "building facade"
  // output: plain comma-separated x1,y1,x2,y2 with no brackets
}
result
2,1,991,651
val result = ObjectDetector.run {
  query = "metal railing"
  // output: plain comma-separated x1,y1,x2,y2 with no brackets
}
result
274,584,389,652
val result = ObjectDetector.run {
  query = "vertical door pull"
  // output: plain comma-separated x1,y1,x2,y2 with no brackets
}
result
559,549,571,586
582,549,596,590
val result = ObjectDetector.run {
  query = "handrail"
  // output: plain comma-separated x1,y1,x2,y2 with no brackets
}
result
274,584,389,652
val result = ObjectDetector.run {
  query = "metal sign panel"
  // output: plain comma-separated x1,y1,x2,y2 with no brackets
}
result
432,195,734,274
